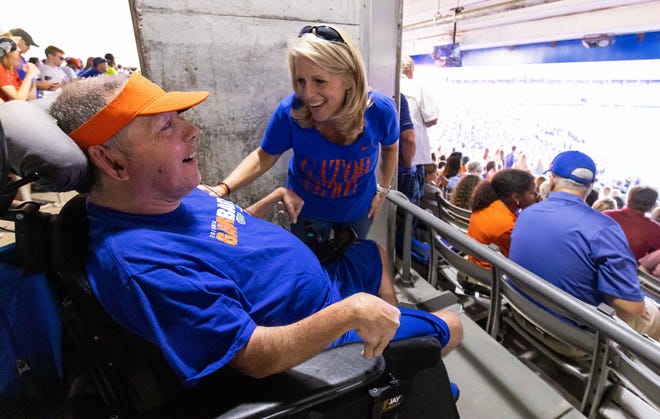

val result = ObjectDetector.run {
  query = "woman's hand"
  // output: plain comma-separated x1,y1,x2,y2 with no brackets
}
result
243,186,304,221
367,192,387,223
23,62,40,79
276,187,304,224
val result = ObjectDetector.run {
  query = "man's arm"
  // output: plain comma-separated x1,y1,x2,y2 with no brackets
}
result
606,295,645,322
639,249,660,277
399,129,415,168
593,224,647,322
398,94,416,168
229,293,400,378
419,84,439,128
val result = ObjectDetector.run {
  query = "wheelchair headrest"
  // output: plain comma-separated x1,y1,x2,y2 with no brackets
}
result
51,194,89,274
0,100,90,192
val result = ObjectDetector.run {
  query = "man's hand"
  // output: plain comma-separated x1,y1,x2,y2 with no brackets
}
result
348,293,401,359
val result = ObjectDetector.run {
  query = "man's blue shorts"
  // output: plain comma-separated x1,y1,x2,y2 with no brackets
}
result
324,240,382,298
324,240,451,348
332,307,451,348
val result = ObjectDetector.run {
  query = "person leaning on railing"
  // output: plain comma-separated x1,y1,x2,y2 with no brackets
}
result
510,151,659,340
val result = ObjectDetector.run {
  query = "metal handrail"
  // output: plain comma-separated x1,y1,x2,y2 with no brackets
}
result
386,189,660,370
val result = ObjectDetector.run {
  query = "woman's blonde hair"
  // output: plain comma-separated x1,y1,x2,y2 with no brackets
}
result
287,25,369,140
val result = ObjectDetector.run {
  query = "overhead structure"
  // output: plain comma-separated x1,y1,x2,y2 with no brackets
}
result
403,0,660,55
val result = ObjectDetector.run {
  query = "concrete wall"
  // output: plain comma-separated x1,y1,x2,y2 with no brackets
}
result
129,0,373,213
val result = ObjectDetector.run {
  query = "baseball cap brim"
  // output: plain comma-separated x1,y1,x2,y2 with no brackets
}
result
140,91,209,115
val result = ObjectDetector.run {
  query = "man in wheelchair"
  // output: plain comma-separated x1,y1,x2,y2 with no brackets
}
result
46,73,462,394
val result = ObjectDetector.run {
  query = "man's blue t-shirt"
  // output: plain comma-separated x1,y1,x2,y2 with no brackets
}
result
86,189,349,386
78,67,104,79
510,192,644,306
85,188,450,387
260,91,399,222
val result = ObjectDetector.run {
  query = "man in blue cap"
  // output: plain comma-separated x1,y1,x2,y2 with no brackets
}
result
78,57,109,78
510,150,659,340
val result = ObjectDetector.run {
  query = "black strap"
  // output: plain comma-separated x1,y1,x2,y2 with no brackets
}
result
302,223,358,265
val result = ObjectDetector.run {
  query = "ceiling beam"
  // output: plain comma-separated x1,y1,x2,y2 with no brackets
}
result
403,0,660,54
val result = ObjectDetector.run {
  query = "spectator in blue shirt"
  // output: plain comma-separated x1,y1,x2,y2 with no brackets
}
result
510,150,659,340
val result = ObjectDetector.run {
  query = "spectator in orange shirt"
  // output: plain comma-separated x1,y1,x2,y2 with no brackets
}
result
467,169,537,268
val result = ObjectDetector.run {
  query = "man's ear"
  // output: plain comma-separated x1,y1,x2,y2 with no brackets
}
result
549,174,557,191
87,145,130,181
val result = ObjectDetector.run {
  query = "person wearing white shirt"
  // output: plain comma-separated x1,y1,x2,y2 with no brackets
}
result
400,56,440,202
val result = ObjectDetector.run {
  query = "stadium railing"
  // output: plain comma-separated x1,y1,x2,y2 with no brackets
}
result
387,189,660,417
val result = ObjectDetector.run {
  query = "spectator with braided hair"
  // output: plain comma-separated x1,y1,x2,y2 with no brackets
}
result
467,169,537,268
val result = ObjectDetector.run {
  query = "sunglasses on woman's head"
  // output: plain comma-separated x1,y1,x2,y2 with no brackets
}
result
298,25,345,44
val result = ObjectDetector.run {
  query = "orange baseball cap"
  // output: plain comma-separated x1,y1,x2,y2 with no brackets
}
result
69,73,209,151
65,57,82,69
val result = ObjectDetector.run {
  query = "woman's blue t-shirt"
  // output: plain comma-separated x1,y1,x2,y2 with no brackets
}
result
260,91,399,222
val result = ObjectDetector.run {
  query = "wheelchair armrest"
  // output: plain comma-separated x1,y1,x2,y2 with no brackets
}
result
383,336,443,379
199,343,385,418
176,337,450,419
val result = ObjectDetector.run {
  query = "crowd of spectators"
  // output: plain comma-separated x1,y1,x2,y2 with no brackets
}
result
1,27,138,202
1,27,137,103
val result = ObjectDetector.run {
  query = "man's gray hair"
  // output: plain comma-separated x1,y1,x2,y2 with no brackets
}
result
466,161,482,175
552,170,593,196
567,167,595,185
49,74,130,135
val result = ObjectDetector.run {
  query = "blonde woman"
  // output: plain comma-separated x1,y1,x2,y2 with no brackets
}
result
216,25,398,242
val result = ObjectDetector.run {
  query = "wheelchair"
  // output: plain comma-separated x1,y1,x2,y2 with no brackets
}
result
1,100,460,418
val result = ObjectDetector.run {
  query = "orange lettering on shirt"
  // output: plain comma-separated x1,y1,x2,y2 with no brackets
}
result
215,217,238,245
298,157,373,198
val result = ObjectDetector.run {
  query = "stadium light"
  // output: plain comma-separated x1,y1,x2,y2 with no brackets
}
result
582,34,615,48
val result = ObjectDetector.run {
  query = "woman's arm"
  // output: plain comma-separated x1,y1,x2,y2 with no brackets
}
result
1,62,40,101
368,141,398,220
213,147,281,197
378,142,398,191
